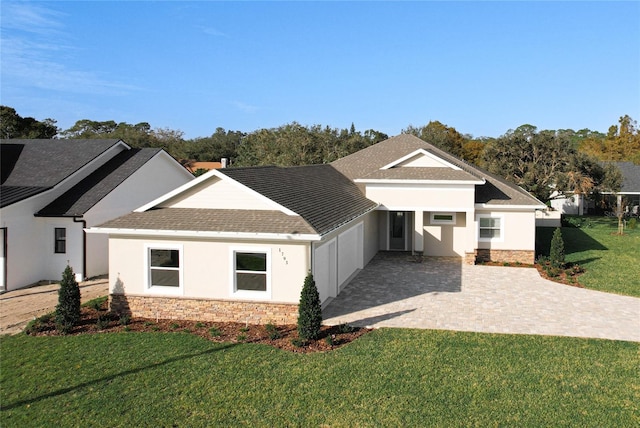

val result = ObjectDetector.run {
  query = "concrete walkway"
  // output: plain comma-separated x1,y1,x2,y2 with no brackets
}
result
0,277,109,335
323,252,640,342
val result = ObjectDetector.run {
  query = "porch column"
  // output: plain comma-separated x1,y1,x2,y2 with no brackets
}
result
413,210,424,254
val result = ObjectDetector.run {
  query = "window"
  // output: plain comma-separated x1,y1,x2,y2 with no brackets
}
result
54,228,66,253
145,245,183,294
430,212,456,225
478,216,503,241
231,249,271,297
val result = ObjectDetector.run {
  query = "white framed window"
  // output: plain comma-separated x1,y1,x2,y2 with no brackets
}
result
430,212,456,225
230,248,271,299
477,215,504,242
144,244,183,295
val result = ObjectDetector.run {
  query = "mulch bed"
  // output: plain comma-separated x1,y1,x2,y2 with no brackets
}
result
478,260,584,288
25,299,370,354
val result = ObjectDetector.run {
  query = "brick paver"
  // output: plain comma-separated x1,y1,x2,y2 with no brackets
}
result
323,252,640,342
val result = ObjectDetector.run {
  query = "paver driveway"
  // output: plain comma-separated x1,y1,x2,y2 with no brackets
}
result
323,252,640,342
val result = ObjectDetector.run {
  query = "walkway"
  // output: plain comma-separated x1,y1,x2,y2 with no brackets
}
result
0,277,109,335
323,253,640,342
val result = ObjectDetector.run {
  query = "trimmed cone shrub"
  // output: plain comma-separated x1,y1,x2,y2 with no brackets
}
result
549,227,565,268
56,265,81,334
297,273,322,341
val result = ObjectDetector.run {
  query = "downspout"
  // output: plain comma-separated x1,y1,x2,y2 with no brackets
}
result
73,217,87,281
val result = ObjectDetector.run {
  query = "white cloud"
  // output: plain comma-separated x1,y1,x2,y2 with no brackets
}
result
0,2,139,96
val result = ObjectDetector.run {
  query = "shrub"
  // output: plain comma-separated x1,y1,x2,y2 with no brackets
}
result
265,323,281,340
25,313,54,335
119,314,131,326
195,322,206,328
291,337,307,348
96,314,110,330
209,326,222,337
628,218,637,229
549,228,565,268
55,265,81,334
297,273,322,341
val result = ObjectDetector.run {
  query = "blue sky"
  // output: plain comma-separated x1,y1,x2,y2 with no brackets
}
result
1,1,639,139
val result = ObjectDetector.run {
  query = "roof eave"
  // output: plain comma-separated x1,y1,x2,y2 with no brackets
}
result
355,179,485,185
85,227,321,241
475,203,547,210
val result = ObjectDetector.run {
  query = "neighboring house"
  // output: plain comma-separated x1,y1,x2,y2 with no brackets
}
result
90,134,544,324
185,161,225,174
550,162,640,216
0,139,194,292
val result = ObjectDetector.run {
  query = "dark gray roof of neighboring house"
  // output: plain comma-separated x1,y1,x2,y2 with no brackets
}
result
98,208,318,235
36,148,161,217
332,134,543,206
0,139,123,207
221,164,379,235
615,162,640,193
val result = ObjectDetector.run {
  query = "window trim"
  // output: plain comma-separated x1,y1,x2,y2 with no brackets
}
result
477,214,504,243
430,212,456,225
54,227,66,254
230,247,271,299
144,244,184,295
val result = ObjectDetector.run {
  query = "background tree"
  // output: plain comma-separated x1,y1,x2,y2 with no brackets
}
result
483,125,617,203
579,115,640,163
297,273,322,341
403,120,467,158
55,265,81,334
1,106,58,139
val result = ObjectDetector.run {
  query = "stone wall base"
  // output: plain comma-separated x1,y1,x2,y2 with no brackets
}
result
110,294,299,325
472,249,535,265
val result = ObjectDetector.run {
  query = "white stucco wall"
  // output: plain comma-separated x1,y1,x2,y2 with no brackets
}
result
475,209,537,251
109,236,310,304
423,211,467,257
365,183,476,211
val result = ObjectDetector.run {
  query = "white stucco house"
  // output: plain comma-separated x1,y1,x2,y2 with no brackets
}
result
90,134,545,324
0,139,194,292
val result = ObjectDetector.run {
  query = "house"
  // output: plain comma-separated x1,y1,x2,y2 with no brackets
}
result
184,160,227,174
0,139,194,292
550,161,640,216
89,134,544,324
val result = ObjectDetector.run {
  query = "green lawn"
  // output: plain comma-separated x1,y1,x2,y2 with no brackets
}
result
1,330,638,427
536,216,640,297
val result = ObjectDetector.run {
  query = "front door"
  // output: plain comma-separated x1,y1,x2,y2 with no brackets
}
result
389,211,406,250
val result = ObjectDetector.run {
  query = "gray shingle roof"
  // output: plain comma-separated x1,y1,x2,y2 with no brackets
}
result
332,134,543,206
615,162,640,193
1,139,123,207
36,148,161,216
98,208,318,235
221,164,378,235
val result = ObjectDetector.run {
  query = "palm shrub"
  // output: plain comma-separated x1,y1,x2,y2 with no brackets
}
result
297,273,322,340
549,227,565,268
56,265,81,334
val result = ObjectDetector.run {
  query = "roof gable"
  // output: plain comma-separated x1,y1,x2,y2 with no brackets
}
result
0,139,126,207
381,148,461,170
36,148,161,216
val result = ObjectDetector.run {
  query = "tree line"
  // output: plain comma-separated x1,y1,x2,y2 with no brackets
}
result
2,105,637,203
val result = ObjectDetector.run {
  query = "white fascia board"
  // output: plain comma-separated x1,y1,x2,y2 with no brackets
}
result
377,205,469,212
601,191,640,195
134,169,297,216
475,203,547,210
355,179,485,185
155,151,197,180
85,227,321,241
380,149,462,170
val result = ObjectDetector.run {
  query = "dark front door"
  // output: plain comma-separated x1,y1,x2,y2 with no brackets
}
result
389,211,406,250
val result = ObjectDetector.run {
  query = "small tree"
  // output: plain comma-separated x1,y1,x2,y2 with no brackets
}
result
549,228,565,268
297,273,322,341
56,265,81,334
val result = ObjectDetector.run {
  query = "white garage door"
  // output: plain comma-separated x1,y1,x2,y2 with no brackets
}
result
313,239,336,304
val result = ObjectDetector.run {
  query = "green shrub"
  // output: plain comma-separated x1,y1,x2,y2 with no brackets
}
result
55,265,81,334
265,323,281,340
236,333,247,342
339,323,355,334
549,228,565,268
96,314,110,330
24,313,54,335
170,322,180,330
209,326,222,337
119,314,130,326
628,218,637,229
195,322,205,328
297,273,322,340
291,337,307,348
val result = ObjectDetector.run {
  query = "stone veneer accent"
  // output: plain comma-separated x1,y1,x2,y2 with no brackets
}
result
473,249,535,265
110,294,299,325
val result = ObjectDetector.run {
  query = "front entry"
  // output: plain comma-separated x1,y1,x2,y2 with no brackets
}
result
389,211,407,250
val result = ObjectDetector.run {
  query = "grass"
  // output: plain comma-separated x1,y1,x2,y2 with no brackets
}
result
1,329,638,427
536,216,640,297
